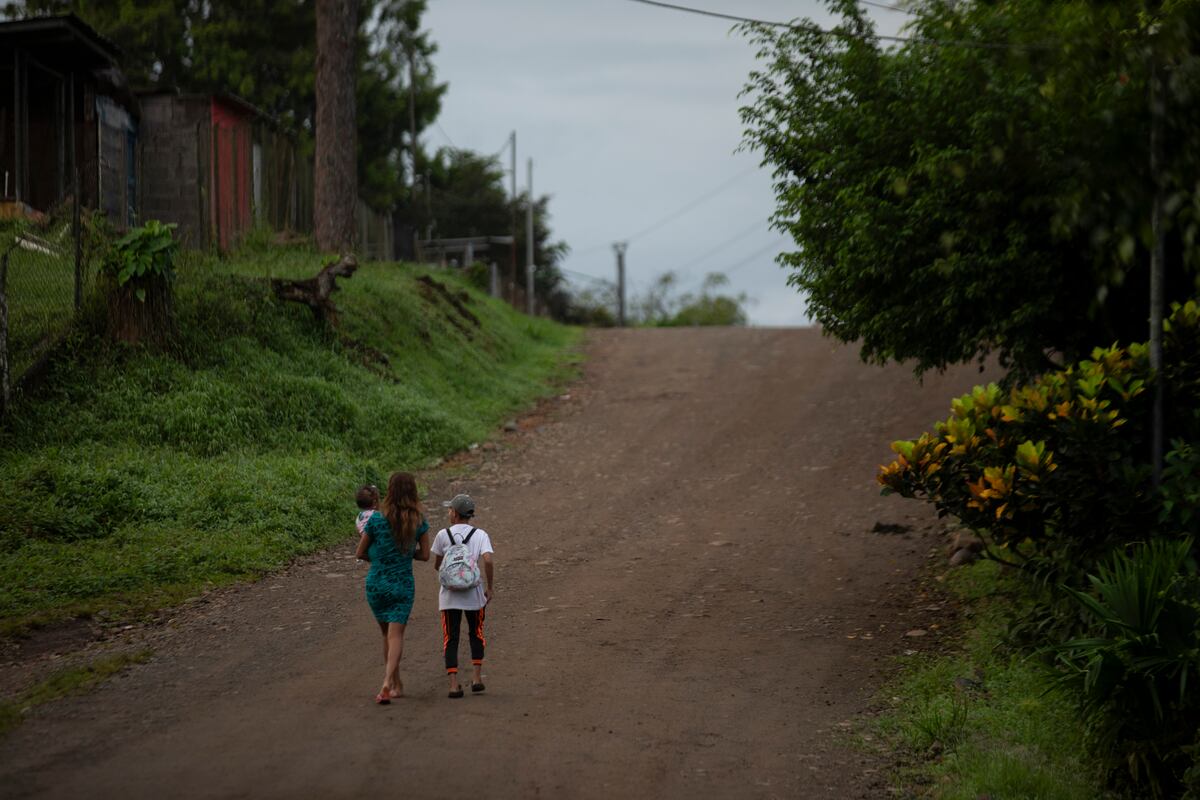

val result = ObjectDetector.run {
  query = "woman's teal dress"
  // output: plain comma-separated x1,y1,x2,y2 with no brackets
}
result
363,512,428,624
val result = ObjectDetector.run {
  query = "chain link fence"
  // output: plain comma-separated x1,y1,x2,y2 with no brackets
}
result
0,211,97,416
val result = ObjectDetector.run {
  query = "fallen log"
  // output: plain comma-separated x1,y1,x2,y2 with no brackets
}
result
271,253,358,325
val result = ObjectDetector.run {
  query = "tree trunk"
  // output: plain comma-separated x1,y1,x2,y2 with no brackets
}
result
314,0,359,254
271,254,358,326
105,274,174,346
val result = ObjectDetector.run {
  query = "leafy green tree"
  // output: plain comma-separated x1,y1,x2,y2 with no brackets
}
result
425,148,571,316
188,0,318,129
5,0,193,88
630,272,748,327
668,273,748,327
426,148,510,238
740,0,1200,376
358,0,445,211
559,283,617,327
524,193,571,311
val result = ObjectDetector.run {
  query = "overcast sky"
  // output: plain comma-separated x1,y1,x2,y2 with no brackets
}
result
422,1,907,326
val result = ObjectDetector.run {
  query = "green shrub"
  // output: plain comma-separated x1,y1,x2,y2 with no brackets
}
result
879,301,1200,586
1053,539,1200,797
464,261,490,292
878,343,1155,582
101,220,178,299
1161,440,1200,538
666,294,748,327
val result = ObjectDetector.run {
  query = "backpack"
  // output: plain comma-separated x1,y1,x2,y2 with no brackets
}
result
439,527,481,590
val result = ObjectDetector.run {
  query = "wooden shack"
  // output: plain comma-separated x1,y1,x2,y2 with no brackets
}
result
0,14,139,228
140,92,313,251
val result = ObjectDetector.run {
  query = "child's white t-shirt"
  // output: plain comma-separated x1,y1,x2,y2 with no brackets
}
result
430,523,494,611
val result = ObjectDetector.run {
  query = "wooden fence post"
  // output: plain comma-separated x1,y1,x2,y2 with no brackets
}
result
73,167,82,310
0,243,11,417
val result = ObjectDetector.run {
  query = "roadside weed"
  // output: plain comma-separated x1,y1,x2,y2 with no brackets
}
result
877,561,1116,800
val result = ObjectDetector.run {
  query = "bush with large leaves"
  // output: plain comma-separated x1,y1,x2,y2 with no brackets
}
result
879,301,1200,579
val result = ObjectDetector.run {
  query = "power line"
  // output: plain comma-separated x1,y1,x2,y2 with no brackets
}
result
670,218,769,279
859,0,916,15
569,241,616,259
569,166,759,257
624,0,1055,51
624,166,758,242
492,133,513,161
560,266,614,285
433,121,457,149
722,239,787,276
660,237,788,293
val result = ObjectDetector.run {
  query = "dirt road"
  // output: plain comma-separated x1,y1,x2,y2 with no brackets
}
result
0,327,985,799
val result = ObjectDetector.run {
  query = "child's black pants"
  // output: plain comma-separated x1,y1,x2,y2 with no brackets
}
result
441,608,485,673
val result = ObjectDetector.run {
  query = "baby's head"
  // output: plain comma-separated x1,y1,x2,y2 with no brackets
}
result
356,484,380,510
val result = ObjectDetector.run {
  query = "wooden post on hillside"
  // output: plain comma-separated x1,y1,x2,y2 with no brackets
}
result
271,254,358,326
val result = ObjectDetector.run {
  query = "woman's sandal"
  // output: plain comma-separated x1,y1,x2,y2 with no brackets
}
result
471,683,486,694
375,690,392,705
448,688,464,698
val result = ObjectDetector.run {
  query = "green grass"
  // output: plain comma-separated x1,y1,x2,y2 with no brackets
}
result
0,649,153,736
875,560,1119,800
0,240,580,633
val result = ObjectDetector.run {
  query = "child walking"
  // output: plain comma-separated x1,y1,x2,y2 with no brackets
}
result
430,494,494,698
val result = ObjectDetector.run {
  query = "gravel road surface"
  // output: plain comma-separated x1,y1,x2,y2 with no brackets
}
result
0,327,986,799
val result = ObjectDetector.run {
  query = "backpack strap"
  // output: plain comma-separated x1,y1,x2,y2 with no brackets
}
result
463,527,477,544
444,528,456,545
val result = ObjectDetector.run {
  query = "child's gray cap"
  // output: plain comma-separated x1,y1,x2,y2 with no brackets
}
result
442,494,475,517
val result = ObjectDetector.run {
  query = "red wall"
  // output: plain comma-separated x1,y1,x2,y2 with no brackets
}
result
210,98,253,251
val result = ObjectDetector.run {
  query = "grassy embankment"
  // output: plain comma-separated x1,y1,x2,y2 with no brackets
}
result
0,241,580,636
874,560,1121,800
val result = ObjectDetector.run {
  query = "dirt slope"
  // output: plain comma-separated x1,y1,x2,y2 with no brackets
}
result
0,327,986,799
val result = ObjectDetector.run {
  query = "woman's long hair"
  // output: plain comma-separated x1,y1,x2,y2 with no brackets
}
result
381,472,423,554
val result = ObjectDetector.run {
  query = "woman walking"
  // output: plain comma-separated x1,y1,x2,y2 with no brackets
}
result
356,472,430,704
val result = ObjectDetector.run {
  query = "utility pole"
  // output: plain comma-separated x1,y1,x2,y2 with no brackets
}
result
613,242,627,326
407,37,422,238
526,157,535,315
1150,60,1166,486
509,130,517,305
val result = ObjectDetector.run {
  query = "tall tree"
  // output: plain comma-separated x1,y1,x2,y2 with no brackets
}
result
740,0,1200,377
188,0,318,130
360,0,444,211
7,0,193,87
425,148,572,315
314,0,359,252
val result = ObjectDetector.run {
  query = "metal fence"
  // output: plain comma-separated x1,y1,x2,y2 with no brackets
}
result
356,198,393,262
0,212,95,416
